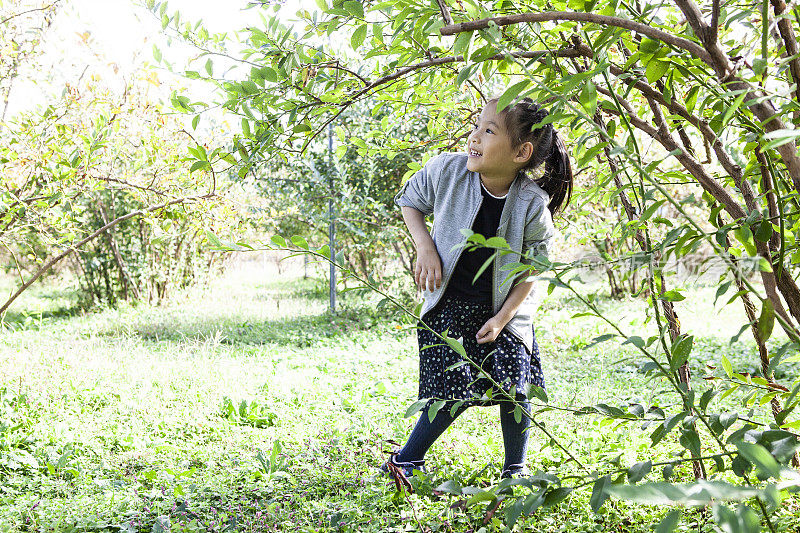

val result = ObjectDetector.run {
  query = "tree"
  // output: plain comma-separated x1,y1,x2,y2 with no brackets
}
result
0,3,235,314
156,0,800,529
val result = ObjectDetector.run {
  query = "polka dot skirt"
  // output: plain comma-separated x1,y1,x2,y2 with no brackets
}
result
416,293,545,407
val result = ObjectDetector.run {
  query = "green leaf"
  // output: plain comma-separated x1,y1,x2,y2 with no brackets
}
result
754,219,773,242
733,226,757,256
189,161,209,173
622,336,645,349
497,80,530,113
646,59,669,83
205,231,222,248
590,475,611,513
685,86,700,114
640,199,666,222
679,428,702,457
627,461,652,483
526,384,548,403
721,354,733,378
656,510,681,533
427,400,446,423
638,37,661,55
270,235,286,247
343,0,364,17
455,64,475,86
466,490,497,506
453,31,473,57
670,334,694,371
757,298,775,342
435,479,462,495
659,289,685,302
472,252,496,284
191,114,200,130
290,235,309,249
444,335,467,357
578,81,597,115
606,480,759,506
542,486,572,508
714,281,732,306
261,67,277,82
404,399,428,418
582,333,616,349
735,442,780,479
713,503,761,533
719,90,748,132
763,128,800,150
351,24,368,49
505,498,525,529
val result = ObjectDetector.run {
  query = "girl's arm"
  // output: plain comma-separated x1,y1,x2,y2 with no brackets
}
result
496,278,535,323
401,206,442,292
476,274,537,344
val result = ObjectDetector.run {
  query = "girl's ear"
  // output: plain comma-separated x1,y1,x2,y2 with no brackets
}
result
514,141,534,165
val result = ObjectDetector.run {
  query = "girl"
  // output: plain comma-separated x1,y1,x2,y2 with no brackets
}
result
384,97,573,483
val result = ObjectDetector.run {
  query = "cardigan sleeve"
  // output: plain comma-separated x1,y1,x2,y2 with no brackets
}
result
520,194,556,266
393,154,443,216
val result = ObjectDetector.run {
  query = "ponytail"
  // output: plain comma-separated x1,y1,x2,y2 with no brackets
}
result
539,130,573,217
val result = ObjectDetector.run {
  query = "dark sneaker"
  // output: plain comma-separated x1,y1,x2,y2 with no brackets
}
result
500,463,530,479
380,454,426,492
380,456,426,477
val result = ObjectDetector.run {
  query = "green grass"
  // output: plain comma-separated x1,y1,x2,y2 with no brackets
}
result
0,267,798,532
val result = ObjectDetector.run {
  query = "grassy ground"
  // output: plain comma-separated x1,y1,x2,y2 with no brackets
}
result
0,260,798,532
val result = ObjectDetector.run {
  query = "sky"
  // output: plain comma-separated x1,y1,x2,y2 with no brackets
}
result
6,0,316,119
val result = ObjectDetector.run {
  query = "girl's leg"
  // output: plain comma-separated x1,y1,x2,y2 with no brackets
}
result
395,401,469,463
499,392,531,474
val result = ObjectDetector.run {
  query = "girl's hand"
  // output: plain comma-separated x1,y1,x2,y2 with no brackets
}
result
476,315,507,344
414,245,443,292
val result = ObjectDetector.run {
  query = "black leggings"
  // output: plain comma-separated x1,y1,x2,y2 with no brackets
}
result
395,392,531,472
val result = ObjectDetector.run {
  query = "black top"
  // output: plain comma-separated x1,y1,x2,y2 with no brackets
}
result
443,180,506,304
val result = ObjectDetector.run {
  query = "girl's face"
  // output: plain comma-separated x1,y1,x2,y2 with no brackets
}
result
466,101,530,181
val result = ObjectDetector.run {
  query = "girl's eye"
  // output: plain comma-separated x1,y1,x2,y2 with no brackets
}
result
486,128,494,134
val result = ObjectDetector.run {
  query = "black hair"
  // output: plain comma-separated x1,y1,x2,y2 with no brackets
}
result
489,97,573,217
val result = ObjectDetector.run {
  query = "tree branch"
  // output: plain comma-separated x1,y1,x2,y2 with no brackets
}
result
710,0,720,44
771,0,800,104
300,46,584,153
0,1,59,26
672,0,800,196
439,11,713,64
434,0,453,25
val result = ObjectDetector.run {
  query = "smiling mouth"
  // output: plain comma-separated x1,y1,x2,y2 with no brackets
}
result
469,149,482,157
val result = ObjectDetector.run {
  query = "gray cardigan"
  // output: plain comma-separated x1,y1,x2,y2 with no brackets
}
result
393,152,555,354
